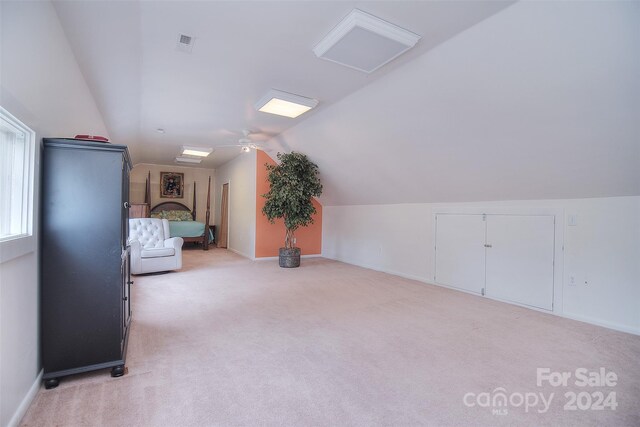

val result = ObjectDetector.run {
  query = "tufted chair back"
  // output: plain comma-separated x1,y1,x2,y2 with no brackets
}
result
128,218,183,275
129,218,171,249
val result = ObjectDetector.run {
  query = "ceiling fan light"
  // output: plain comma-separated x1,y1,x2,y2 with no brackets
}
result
241,146,251,153
255,89,318,118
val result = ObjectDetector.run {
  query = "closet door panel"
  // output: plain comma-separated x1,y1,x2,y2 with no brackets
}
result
434,214,485,294
485,215,554,310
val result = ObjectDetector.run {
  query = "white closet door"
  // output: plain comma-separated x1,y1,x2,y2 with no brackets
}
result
434,214,486,294
485,215,555,310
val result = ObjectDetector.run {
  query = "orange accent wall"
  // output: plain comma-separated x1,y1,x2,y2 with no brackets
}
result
255,150,322,257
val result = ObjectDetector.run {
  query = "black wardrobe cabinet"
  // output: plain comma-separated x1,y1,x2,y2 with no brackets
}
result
40,138,132,389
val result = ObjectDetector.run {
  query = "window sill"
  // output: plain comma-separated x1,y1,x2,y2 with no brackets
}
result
0,235,36,264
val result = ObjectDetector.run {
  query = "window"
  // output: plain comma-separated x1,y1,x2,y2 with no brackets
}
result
0,107,35,242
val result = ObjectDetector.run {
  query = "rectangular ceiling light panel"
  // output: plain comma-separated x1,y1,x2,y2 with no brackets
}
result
255,89,319,118
175,156,202,164
181,146,212,157
314,9,421,74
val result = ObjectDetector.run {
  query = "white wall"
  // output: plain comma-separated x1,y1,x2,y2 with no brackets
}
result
323,196,640,335
561,197,640,333
0,1,108,426
214,152,257,259
130,163,215,223
323,203,433,281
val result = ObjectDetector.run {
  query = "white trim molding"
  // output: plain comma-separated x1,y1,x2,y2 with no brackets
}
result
7,369,42,427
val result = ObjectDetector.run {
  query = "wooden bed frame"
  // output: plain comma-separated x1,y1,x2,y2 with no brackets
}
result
145,173,212,250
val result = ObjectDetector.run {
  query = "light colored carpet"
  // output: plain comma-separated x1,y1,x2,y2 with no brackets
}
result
21,248,640,426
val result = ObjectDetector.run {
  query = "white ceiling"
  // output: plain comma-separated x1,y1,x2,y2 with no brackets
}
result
52,0,514,168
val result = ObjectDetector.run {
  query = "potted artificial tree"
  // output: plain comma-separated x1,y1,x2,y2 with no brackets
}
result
262,152,322,268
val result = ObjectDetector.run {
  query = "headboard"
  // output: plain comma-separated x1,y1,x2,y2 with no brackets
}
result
150,201,196,220
147,176,211,250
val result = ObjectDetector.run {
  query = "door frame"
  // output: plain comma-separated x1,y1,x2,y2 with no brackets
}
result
219,181,230,249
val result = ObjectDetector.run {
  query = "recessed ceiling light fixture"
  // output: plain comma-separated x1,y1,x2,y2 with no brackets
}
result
314,9,421,73
255,89,318,118
181,146,213,157
175,156,202,164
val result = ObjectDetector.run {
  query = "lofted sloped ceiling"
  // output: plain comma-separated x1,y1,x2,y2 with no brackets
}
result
52,1,638,207
271,0,640,205
52,0,515,168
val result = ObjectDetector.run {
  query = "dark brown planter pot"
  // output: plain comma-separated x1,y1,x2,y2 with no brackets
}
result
279,247,301,268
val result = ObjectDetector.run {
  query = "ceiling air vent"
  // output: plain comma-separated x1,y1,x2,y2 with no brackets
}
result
314,9,420,74
176,33,195,53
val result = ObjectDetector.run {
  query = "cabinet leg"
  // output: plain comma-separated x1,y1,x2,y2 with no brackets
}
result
111,365,125,378
44,378,60,389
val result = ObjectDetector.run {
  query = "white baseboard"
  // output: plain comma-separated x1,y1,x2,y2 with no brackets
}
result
378,268,429,284
8,369,42,427
560,312,639,336
227,248,254,260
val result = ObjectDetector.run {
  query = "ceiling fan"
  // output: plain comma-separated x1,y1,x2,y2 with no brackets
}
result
237,129,262,152
216,129,270,152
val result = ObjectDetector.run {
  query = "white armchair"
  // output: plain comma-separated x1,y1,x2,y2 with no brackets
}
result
128,218,184,274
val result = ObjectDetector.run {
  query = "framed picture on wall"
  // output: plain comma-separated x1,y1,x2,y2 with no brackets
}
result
160,172,184,198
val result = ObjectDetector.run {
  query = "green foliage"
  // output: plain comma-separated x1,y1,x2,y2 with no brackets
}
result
261,152,322,248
